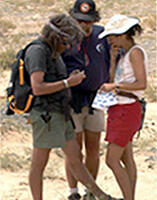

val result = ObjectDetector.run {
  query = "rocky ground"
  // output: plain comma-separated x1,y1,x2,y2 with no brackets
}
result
0,71,157,200
0,103,157,200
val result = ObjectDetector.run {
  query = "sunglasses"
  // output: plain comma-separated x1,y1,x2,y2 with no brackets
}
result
77,19,93,24
61,40,69,46
61,36,77,47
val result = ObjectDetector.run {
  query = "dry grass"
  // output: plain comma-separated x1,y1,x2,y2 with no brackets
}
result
0,151,30,172
145,83,157,102
142,14,156,31
1,113,31,135
0,1,156,199
0,0,156,99
0,1,156,172
0,47,15,70
0,18,16,33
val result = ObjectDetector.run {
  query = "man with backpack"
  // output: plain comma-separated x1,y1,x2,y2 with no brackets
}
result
62,1,110,199
24,14,116,200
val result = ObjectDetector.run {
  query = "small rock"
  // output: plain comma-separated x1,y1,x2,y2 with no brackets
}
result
145,156,157,162
148,164,154,169
149,147,157,153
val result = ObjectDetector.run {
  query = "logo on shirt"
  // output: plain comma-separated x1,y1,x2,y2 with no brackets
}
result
96,43,105,53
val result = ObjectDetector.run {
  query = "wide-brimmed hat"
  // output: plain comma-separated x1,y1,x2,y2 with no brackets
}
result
73,0,97,21
99,14,140,38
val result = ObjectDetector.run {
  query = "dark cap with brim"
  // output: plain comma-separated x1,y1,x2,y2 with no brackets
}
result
73,0,97,21
73,12,96,21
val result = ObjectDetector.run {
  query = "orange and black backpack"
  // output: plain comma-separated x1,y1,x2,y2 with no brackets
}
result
6,40,41,115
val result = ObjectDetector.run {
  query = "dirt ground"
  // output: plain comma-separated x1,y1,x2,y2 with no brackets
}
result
0,103,157,200
0,0,157,199
0,71,157,199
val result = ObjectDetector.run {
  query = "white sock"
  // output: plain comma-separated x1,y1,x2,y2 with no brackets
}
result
70,187,78,194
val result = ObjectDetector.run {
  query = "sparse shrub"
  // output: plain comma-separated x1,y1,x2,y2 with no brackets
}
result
11,33,26,45
1,103,32,135
0,19,16,32
0,152,29,171
30,0,57,4
0,48,15,70
133,132,156,150
30,0,72,8
4,1,27,12
143,14,156,31
145,77,157,102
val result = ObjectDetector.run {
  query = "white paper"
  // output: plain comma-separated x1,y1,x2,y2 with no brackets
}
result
92,90,118,110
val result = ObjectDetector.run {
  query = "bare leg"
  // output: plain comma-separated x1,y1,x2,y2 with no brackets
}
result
29,148,51,200
65,130,101,188
84,130,101,180
106,143,132,200
65,131,83,189
121,142,137,200
63,139,111,200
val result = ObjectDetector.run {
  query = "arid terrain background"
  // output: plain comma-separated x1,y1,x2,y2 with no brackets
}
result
0,0,156,200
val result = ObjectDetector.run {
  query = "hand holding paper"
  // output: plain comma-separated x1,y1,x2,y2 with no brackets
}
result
92,90,118,111
99,82,117,93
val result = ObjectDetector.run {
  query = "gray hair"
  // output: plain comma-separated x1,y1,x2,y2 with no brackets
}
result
41,14,85,58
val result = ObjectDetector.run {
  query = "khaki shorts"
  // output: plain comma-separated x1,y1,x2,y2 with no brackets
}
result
71,106,105,133
30,109,75,148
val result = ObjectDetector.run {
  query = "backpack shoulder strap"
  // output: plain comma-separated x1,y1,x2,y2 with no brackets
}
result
22,39,43,56
14,39,42,62
23,38,52,59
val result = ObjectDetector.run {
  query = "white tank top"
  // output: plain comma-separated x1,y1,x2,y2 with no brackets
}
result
114,45,148,104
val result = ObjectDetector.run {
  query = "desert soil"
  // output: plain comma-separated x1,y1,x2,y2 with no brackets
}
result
0,0,157,199
0,71,157,200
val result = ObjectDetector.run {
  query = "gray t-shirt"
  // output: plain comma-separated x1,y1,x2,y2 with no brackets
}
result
25,40,70,113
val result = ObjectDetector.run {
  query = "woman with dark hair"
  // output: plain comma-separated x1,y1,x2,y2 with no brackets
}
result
25,13,118,200
99,14,148,200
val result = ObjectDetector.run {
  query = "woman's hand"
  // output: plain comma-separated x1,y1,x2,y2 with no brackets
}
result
110,45,121,62
99,83,116,93
109,45,121,82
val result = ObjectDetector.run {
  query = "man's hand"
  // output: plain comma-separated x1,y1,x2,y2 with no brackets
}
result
67,70,86,87
70,69,81,75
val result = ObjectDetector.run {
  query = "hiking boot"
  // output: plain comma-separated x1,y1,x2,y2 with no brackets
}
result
68,193,81,200
83,192,96,200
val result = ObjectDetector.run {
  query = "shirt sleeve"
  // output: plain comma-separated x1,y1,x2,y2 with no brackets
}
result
25,45,47,75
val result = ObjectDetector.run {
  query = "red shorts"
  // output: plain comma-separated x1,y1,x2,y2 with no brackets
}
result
105,101,141,147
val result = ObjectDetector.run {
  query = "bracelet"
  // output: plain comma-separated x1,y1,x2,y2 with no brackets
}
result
63,79,69,88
